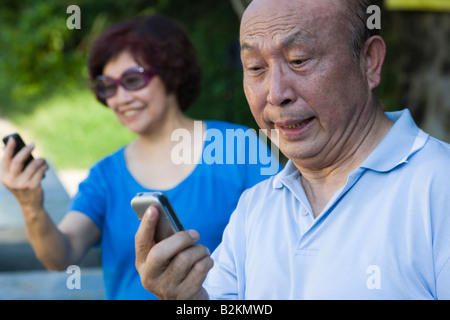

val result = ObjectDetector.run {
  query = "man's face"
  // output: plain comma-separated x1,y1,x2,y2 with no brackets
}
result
240,0,371,168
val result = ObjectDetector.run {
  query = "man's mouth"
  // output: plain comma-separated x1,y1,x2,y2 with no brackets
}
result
277,117,315,129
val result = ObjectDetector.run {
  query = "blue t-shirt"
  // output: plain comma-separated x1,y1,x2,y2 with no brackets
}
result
69,120,280,300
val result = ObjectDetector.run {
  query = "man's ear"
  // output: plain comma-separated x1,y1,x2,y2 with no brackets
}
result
361,35,386,90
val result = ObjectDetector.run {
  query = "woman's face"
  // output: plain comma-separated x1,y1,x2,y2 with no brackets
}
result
102,51,175,135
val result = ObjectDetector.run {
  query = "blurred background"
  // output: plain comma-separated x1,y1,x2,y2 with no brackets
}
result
0,0,449,170
0,0,449,299
0,0,254,169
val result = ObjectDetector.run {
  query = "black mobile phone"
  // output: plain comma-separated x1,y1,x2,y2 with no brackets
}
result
2,133,34,171
131,191,184,242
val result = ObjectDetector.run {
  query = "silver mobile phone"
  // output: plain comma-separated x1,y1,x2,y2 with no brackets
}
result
131,192,184,242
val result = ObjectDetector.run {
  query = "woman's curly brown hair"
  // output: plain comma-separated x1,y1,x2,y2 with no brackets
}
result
88,14,201,111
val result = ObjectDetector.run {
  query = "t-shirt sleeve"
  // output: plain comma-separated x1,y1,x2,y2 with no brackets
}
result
432,157,450,299
204,212,242,300
68,163,108,230
436,258,450,299
204,188,252,300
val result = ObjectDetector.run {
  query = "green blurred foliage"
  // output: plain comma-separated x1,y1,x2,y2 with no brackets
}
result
0,1,82,106
0,1,402,168
0,0,253,126
0,0,257,168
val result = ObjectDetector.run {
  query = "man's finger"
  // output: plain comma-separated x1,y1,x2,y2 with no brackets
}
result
135,205,159,271
165,243,210,283
180,255,214,299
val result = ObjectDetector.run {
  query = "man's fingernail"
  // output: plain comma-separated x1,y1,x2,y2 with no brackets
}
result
145,206,156,220
187,229,199,241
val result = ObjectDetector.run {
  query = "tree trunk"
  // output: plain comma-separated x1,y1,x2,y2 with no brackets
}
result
229,0,252,19
385,11,450,143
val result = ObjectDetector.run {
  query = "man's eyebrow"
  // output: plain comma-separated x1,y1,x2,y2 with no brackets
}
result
281,31,316,48
240,31,316,52
240,42,254,52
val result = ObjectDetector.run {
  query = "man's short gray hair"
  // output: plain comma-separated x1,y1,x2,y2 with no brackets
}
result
341,0,382,63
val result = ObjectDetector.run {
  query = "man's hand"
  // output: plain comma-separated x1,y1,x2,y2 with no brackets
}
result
135,205,213,300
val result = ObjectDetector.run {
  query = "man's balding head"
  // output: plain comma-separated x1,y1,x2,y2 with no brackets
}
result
242,0,381,64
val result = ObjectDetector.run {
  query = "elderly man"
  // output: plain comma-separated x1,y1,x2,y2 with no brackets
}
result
135,0,450,299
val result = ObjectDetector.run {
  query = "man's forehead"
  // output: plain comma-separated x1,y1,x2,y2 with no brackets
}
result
240,0,340,50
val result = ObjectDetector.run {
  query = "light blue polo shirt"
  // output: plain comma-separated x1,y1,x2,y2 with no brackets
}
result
205,109,450,300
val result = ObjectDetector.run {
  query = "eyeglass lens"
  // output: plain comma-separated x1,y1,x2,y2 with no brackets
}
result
96,67,153,99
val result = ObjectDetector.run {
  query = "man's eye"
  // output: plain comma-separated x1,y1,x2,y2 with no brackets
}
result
290,59,308,67
246,66,263,74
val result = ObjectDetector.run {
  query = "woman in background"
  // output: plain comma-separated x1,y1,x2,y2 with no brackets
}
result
1,14,278,299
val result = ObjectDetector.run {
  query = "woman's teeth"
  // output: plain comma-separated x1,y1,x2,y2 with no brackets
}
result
123,109,141,117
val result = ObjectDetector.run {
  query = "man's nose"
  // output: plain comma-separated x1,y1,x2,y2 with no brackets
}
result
266,66,295,107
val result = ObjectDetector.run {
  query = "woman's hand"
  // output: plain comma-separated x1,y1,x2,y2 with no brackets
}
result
1,137,48,212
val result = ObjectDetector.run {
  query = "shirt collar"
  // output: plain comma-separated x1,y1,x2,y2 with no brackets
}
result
273,109,428,189
359,109,428,172
273,160,299,189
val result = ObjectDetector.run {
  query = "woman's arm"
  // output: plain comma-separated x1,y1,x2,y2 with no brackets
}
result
1,138,100,270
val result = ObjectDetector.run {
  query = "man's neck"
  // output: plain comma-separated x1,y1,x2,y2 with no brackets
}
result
293,107,393,217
